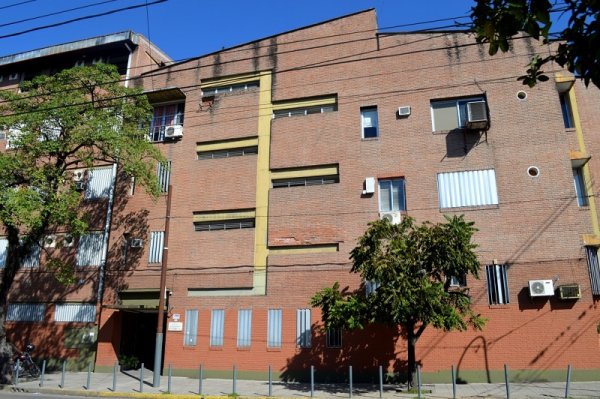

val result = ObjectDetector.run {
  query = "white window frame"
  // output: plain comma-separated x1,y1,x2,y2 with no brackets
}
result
54,303,96,322
296,308,311,348
486,264,509,305
431,96,485,132
183,309,199,346
360,106,378,138
148,231,165,264
267,309,282,348
76,232,104,267
237,309,252,348
437,169,499,209
210,309,225,347
378,179,406,212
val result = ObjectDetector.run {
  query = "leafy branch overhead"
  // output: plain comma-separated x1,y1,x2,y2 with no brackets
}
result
311,215,485,386
471,0,600,88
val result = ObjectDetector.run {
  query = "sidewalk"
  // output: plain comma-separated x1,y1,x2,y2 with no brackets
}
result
2,368,600,398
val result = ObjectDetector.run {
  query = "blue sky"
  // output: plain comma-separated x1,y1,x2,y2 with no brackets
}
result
0,0,478,61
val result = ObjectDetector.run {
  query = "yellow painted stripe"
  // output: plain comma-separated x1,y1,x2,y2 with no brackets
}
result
272,95,337,111
271,165,339,180
196,137,258,152
269,244,339,255
201,72,261,88
193,209,255,223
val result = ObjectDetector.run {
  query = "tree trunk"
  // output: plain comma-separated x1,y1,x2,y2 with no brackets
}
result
406,323,417,388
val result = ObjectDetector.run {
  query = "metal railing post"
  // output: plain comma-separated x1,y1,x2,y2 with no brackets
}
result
59,360,66,388
14,358,20,387
379,365,383,398
451,365,457,399
112,362,117,391
139,363,144,393
85,363,92,390
268,365,272,397
198,364,203,395
349,365,353,398
565,364,572,399
232,364,237,395
504,364,510,399
310,365,314,398
417,365,422,399
39,360,46,387
168,363,172,393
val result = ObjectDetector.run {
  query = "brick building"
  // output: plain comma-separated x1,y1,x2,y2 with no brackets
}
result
4,9,600,382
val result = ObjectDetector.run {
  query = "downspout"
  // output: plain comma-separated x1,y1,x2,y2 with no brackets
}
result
96,163,118,304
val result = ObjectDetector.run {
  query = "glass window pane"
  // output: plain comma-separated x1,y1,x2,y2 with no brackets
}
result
184,309,198,346
432,101,459,131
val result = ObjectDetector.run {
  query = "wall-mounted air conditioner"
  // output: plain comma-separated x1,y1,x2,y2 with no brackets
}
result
363,177,375,195
75,181,87,192
130,238,144,248
398,106,411,117
72,169,86,182
379,211,402,225
528,279,554,297
466,101,489,130
164,124,183,139
44,235,57,248
62,234,75,247
558,284,581,300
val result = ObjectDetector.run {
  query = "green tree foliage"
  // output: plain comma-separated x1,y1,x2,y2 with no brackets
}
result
0,64,164,381
471,0,600,88
311,215,485,386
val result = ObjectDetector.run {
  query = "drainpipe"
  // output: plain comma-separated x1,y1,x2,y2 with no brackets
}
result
153,184,172,387
97,163,117,304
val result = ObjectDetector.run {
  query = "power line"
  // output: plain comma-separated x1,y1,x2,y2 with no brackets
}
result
0,0,168,40
0,0,120,29
0,0,35,11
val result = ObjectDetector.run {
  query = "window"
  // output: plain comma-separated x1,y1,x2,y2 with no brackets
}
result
194,219,255,232
202,81,259,97
7,303,45,322
54,303,96,322
85,167,112,200
365,280,380,296
272,175,339,188
273,104,336,118
267,309,282,348
431,96,485,131
21,242,41,268
378,179,406,212
76,232,103,267
326,328,342,348
210,309,225,347
573,167,589,207
585,247,600,295
0,237,7,268
237,309,252,348
296,308,311,348
559,92,574,128
198,146,258,160
148,231,164,264
437,169,498,208
361,107,378,138
486,264,509,305
183,309,198,346
157,161,171,193
449,274,467,287
9,72,19,81
149,103,184,142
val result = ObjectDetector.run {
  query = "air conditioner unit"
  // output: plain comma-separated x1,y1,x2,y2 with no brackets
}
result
558,284,581,300
528,279,554,297
398,106,411,117
62,234,75,247
43,234,57,248
363,177,375,195
75,181,87,191
379,211,402,225
164,124,183,139
72,169,86,182
130,238,144,248
466,101,489,130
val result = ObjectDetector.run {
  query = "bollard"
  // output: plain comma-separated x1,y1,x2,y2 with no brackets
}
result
565,364,572,399
504,364,510,399
417,365,422,399
349,365,353,398
310,365,314,398
451,365,456,399
140,363,144,393
379,365,383,398
198,364,203,395
232,364,237,395
268,365,272,397
39,360,46,388
168,364,172,393
85,363,92,390
59,360,66,388
112,362,118,392
14,358,20,387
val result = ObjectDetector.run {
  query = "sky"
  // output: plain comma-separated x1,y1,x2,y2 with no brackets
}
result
0,0,480,62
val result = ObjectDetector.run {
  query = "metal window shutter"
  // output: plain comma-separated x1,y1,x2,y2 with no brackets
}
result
267,309,282,348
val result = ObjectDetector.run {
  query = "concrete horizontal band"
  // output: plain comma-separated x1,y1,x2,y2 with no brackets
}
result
271,164,339,180
269,244,339,255
193,209,256,223
272,95,336,111
201,72,262,88
196,137,258,152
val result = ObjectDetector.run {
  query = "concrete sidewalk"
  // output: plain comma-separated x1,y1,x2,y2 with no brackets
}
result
2,369,600,398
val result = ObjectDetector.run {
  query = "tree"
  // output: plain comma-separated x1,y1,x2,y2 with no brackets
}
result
311,215,485,387
0,64,164,382
471,0,600,88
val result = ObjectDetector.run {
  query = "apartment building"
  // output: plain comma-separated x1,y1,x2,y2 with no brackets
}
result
4,9,600,382
0,31,171,369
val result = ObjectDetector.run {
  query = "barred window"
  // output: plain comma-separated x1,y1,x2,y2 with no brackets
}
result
194,219,255,232
7,303,45,322
486,264,509,305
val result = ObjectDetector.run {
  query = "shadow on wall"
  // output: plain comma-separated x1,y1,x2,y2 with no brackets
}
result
280,323,409,384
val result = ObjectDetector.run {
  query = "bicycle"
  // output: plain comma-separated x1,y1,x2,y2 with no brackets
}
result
12,343,40,380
